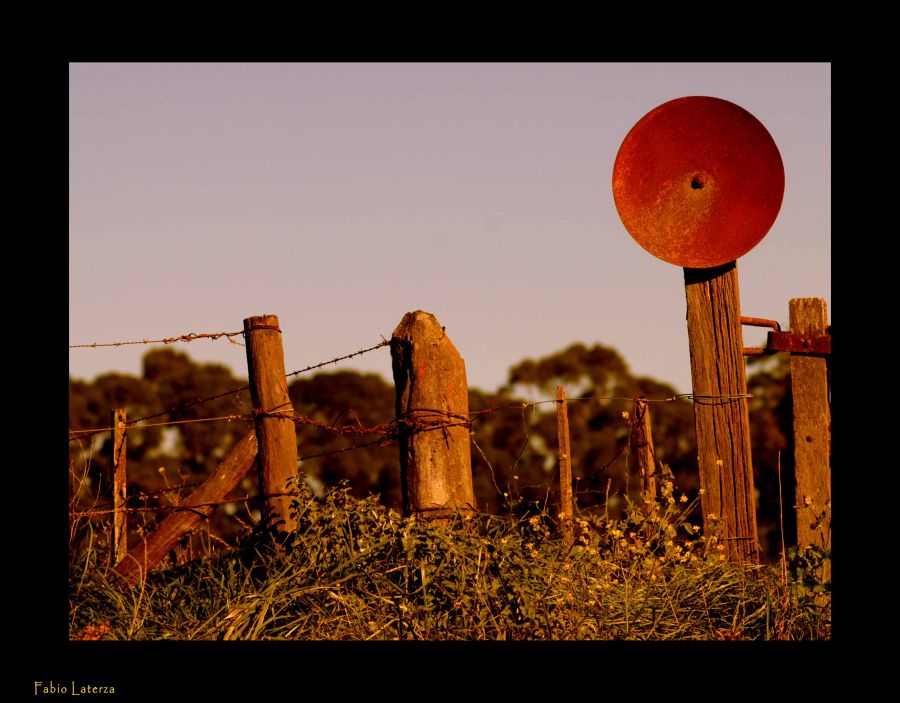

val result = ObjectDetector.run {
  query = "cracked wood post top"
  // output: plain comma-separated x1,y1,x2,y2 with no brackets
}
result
390,311,475,518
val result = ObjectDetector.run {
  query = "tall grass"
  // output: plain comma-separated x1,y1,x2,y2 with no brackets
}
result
69,476,830,640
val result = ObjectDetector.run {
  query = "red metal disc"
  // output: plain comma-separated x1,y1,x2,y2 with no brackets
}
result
612,96,784,268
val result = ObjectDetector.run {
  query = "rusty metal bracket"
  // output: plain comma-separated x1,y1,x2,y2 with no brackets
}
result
741,316,831,356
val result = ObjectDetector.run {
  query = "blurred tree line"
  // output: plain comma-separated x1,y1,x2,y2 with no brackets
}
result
69,344,798,563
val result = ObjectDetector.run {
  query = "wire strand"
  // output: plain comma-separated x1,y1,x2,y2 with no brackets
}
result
69,414,251,440
128,339,390,425
69,330,245,348
69,392,754,441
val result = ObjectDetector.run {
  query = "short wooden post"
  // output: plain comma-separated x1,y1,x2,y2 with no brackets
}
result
789,298,831,576
556,387,574,549
244,314,299,534
684,262,759,563
390,311,475,518
630,397,658,508
110,408,128,566
114,431,258,584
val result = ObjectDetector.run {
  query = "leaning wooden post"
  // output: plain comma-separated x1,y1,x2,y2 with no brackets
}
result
244,314,299,534
114,431,258,584
789,298,831,576
556,387,574,549
390,311,475,518
685,262,759,563
110,408,128,566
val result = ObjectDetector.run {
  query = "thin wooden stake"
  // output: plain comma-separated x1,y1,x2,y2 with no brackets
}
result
390,311,475,518
244,314,299,534
630,397,658,514
684,261,759,563
789,297,831,580
111,408,127,567
556,387,574,549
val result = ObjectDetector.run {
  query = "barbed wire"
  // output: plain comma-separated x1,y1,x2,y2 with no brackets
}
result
127,339,390,426
69,490,298,519
68,414,251,441
67,390,723,532
129,386,252,426
70,325,747,441
69,330,246,348
285,340,390,379
300,438,392,462
69,391,753,443
521,393,751,410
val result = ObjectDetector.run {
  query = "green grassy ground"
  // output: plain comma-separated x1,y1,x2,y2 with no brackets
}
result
69,478,830,640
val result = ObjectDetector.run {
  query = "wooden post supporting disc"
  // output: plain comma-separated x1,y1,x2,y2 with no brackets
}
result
613,96,785,563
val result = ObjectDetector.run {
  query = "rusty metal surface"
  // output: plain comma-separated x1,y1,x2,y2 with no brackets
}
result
767,331,831,355
742,330,831,356
740,315,781,332
613,96,785,268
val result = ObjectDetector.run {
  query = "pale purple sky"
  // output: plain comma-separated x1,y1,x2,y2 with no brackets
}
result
69,63,830,395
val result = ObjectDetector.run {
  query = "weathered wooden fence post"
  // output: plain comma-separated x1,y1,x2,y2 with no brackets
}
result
110,408,128,566
629,397,658,508
613,97,784,565
685,263,759,563
556,387,574,549
390,311,475,518
244,314,299,534
789,297,831,575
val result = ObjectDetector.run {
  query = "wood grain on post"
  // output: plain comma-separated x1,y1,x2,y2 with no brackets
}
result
111,409,128,567
684,262,759,563
391,311,475,518
789,298,831,572
630,398,658,507
114,431,257,584
556,387,574,549
244,314,299,534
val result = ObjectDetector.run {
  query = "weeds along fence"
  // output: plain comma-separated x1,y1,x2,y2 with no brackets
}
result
69,303,830,583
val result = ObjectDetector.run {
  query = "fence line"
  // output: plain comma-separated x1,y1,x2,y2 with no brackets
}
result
69,414,251,440
69,299,830,582
70,490,298,519
68,394,671,521
70,325,735,438
69,391,750,442
69,393,682,522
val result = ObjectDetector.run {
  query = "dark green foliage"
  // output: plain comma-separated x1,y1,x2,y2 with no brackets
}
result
471,343,697,521
288,371,398,507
